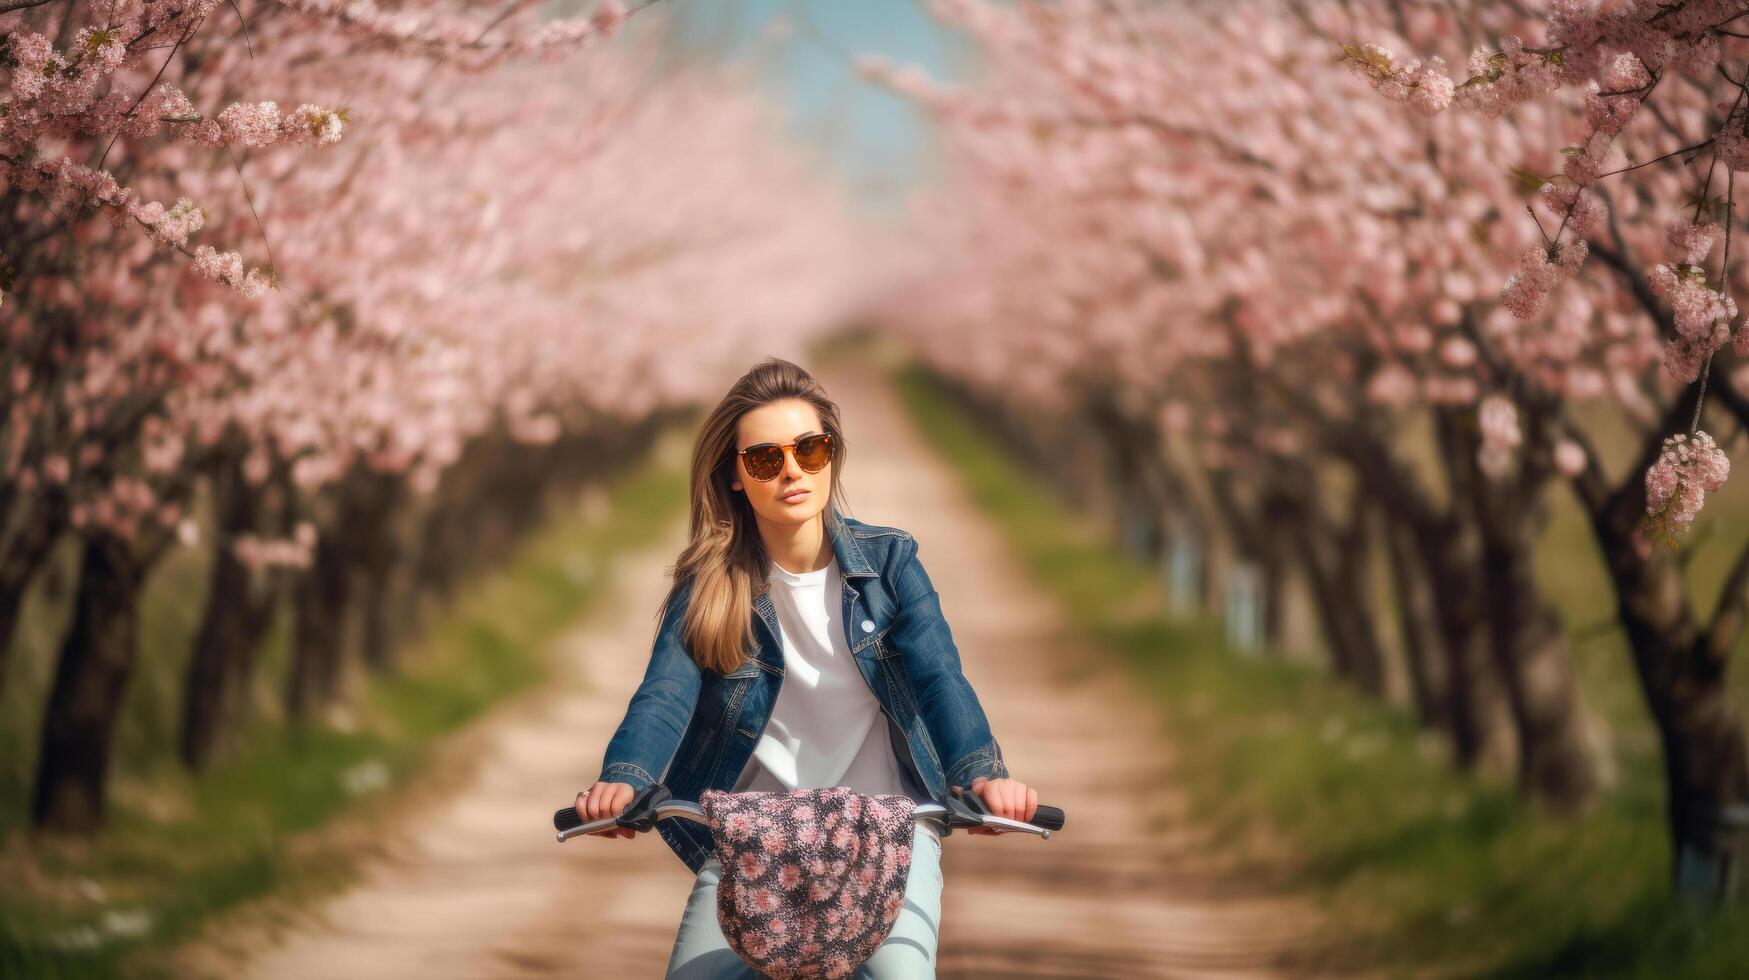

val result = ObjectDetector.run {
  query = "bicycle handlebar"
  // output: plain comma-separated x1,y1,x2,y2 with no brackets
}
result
553,784,1066,843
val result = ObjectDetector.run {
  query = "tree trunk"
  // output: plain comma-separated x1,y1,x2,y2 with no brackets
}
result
180,453,281,769
0,488,68,701
1279,488,1389,697
32,534,142,832
285,530,351,723
356,557,399,672
0,570,28,702
1163,521,1208,616
1413,516,1517,777
1384,515,1451,734
1204,470,1294,652
1603,528,1749,903
1569,416,1749,903
347,470,405,672
1477,507,1605,812
1585,242,1749,903
1455,404,1604,813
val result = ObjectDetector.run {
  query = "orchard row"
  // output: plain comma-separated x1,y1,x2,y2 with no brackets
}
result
0,1,858,831
874,0,1749,906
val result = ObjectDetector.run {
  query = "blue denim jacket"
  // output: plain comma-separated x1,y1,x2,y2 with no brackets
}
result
594,511,1010,873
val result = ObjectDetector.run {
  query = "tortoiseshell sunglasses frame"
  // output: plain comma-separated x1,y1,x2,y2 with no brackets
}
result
736,433,834,482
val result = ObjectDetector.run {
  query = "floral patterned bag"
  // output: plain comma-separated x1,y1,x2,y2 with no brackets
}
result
698,786,919,978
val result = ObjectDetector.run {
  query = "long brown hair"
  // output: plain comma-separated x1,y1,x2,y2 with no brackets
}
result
659,357,851,675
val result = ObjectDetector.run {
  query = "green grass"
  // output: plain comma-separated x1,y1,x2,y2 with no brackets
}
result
890,360,1749,979
0,433,690,979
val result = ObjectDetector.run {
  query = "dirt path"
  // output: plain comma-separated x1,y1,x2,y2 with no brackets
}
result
225,364,1333,978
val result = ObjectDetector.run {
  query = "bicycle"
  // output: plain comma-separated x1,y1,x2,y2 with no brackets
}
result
553,785,1067,977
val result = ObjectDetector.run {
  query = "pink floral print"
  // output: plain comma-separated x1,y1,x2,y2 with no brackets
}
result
699,786,917,979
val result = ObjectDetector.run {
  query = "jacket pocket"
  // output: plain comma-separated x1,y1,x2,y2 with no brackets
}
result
871,629,899,660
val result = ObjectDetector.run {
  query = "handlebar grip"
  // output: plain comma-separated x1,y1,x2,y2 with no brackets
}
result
1030,804,1065,831
555,784,673,836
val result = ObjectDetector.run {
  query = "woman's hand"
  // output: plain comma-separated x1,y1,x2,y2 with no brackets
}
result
964,776,1038,835
575,781,637,839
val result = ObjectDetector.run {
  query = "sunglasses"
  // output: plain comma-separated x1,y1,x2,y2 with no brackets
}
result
736,432,835,482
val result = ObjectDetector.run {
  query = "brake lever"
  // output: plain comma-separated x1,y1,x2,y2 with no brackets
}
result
946,784,1055,838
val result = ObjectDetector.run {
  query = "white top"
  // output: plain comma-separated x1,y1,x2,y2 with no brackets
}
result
732,555,913,801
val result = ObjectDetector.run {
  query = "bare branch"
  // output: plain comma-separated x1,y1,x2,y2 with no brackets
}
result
0,0,66,14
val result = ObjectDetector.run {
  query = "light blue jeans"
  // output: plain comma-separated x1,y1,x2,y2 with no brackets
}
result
664,822,944,978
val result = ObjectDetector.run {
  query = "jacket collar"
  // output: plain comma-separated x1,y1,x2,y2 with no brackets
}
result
825,510,878,579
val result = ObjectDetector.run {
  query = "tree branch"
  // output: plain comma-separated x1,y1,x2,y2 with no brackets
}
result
0,0,66,13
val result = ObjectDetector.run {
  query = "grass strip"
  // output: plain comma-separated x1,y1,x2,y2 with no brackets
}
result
0,439,689,979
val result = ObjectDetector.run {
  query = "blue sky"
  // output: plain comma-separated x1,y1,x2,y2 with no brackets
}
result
662,1,977,210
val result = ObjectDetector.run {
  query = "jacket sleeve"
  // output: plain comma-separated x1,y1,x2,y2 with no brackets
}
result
888,536,1011,789
594,578,703,792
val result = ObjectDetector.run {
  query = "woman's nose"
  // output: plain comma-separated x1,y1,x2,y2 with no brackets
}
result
783,447,806,479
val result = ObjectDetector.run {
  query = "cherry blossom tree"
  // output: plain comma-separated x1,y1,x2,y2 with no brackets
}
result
4,0,861,829
868,0,1749,902
1346,0,1749,906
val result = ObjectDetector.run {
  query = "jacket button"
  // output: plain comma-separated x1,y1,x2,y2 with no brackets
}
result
861,620,875,633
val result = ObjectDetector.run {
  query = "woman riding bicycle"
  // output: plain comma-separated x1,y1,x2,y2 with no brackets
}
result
575,357,1037,977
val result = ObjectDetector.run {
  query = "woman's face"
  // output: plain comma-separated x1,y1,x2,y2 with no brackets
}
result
731,398,832,529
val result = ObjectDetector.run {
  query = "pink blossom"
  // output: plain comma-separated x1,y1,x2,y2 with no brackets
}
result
43,455,70,483
8,32,54,99
1366,364,1417,407
591,0,627,37
1500,245,1560,320
1645,431,1731,541
1541,185,1605,236
1667,222,1718,266
1554,439,1587,478
190,246,272,299
290,104,346,146
1341,43,1453,114
74,27,127,72
217,101,284,148
1476,395,1521,480
1438,337,1477,368
1600,52,1650,92
1663,339,1708,385
1648,261,1736,379
1718,126,1749,172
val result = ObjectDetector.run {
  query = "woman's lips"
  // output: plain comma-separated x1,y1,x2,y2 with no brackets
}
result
779,488,809,503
